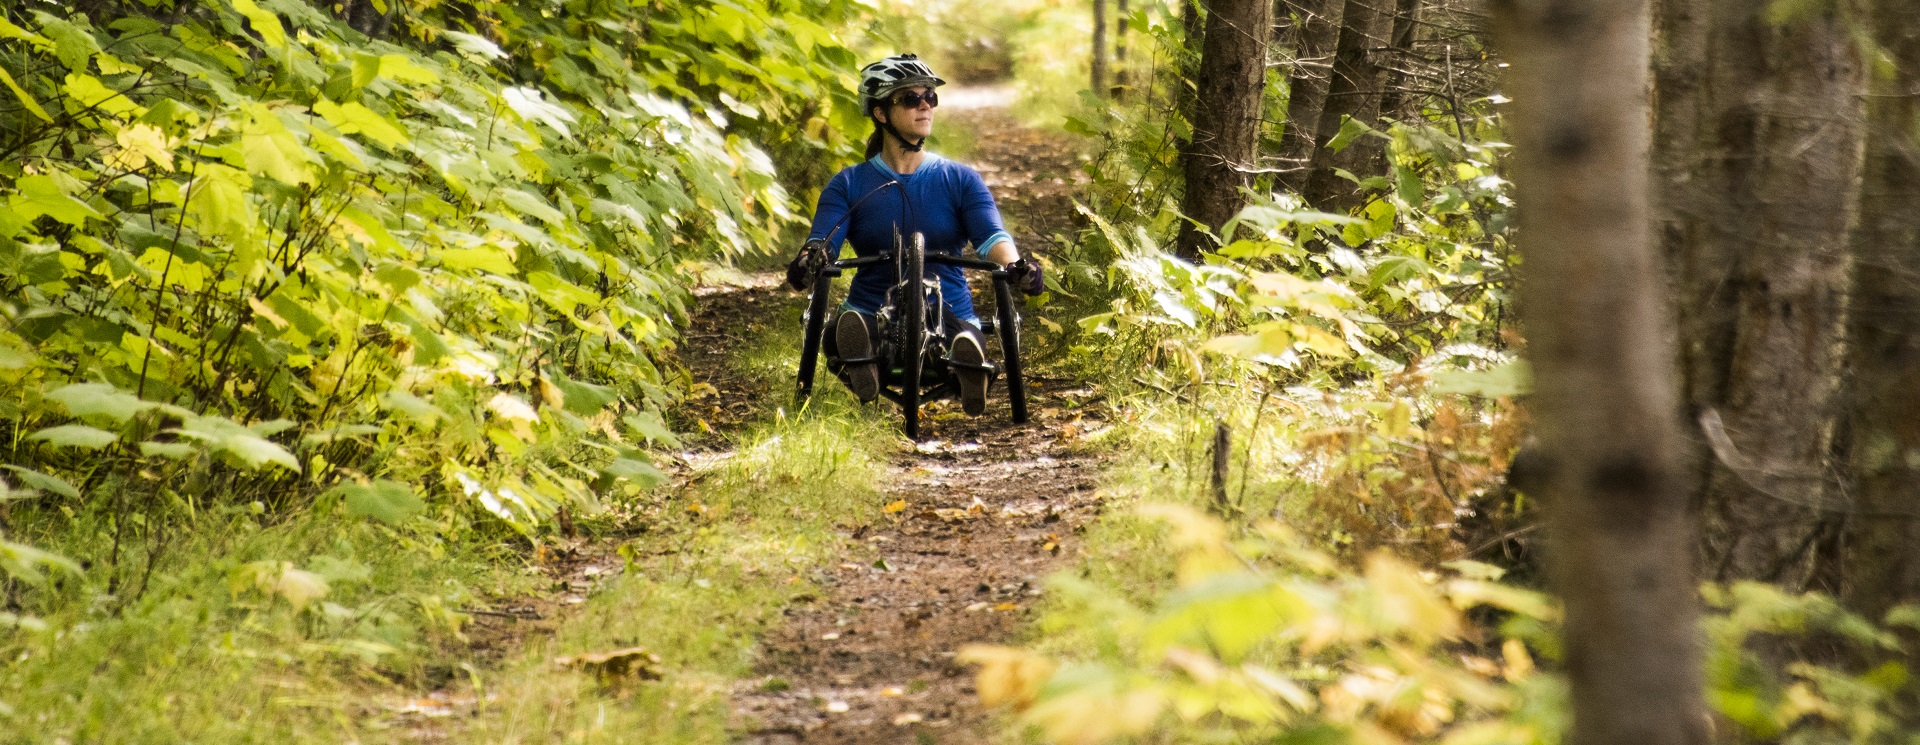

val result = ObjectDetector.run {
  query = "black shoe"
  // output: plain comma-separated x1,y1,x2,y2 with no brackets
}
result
951,334,988,416
837,310,879,403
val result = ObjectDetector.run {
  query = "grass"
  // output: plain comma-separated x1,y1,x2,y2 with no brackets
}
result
0,505,529,742
0,281,904,743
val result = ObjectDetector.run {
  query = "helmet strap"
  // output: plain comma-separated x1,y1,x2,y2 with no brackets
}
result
878,116,926,153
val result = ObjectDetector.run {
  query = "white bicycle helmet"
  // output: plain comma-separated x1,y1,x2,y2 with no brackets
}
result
859,54,946,117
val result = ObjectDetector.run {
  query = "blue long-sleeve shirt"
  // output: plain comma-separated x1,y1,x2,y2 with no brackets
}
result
806,154,1012,322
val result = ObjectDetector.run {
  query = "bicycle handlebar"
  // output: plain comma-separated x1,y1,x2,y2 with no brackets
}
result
821,250,1007,277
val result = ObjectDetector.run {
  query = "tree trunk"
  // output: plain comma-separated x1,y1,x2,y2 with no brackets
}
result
1841,5,1920,621
1115,0,1131,96
1493,0,1707,740
1176,0,1275,257
1301,0,1392,213
1276,0,1347,194
1374,0,1425,122
1093,0,1110,97
1654,0,1868,589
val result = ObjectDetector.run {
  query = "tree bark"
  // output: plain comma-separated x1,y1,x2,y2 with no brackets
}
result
1115,0,1131,96
1841,5,1920,621
1493,0,1707,740
1176,0,1276,257
1093,0,1110,97
1301,0,1392,213
1653,0,1867,589
1276,0,1347,194
1374,0,1425,121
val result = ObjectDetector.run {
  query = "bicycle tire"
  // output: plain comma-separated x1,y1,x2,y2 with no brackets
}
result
899,231,927,440
993,273,1029,424
796,266,831,400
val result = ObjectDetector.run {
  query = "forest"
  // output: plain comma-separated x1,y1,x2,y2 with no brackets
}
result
0,0,1913,741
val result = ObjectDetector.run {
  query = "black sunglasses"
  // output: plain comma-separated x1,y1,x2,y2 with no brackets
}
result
891,90,939,109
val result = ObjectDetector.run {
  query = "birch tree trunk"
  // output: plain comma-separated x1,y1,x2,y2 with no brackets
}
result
1115,0,1131,96
1176,0,1275,257
1276,0,1346,194
1653,0,1867,589
1493,0,1707,739
1093,0,1110,97
1841,5,1920,620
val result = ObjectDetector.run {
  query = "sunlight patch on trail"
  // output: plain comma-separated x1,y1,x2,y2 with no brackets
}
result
939,85,1017,111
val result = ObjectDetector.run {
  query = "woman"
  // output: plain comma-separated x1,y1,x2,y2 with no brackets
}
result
786,54,1044,415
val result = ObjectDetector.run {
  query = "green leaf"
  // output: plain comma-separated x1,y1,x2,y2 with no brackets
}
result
228,0,287,48
170,414,300,471
0,65,52,123
602,457,666,488
0,16,53,49
378,54,439,84
0,539,81,585
63,72,142,118
187,164,254,238
313,99,409,148
33,13,102,72
336,480,424,524
621,411,681,447
1431,360,1532,398
240,105,313,185
13,175,102,226
27,424,119,449
139,441,198,459
381,390,444,424
499,188,564,225
44,382,156,423
0,465,80,499
553,373,618,415
438,246,517,275
1325,115,1370,153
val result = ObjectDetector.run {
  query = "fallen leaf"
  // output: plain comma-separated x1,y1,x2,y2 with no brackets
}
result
880,686,904,697
883,499,907,514
825,700,850,713
554,646,663,684
965,601,990,612
993,602,1018,611
893,712,924,725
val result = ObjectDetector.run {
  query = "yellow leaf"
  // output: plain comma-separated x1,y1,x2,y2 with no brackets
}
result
229,0,287,48
312,98,409,149
882,499,907,514
1501,638,1534,681
0,65,51,123
114,123,175,171
956,645,1055,711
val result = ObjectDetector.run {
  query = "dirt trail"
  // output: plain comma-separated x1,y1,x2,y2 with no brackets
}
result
715,88,1101,744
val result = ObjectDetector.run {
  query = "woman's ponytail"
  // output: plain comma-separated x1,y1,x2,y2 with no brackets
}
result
864,124,884,159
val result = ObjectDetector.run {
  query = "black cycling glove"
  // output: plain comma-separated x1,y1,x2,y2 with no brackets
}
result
786,240,827,291
1007,257,1045,296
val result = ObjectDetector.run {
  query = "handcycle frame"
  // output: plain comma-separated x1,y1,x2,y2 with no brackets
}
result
795,229,1029,440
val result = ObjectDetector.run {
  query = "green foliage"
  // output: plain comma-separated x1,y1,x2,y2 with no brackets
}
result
0,0,873,733
967,503,1566,745
0,0,860,578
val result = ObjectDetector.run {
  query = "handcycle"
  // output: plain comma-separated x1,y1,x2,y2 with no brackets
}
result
793,228,1029,440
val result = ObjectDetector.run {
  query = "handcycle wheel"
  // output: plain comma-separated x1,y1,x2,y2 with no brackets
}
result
898,231,927,440
796,264,831,400
992,272,1029,424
